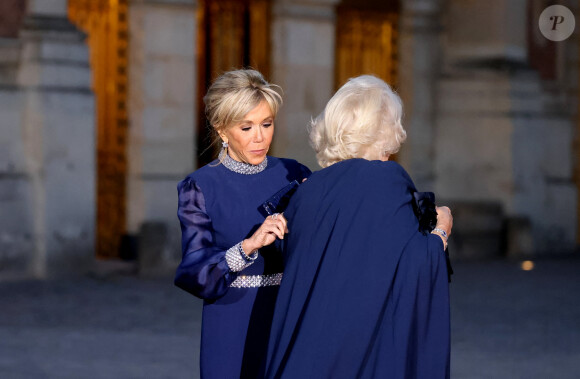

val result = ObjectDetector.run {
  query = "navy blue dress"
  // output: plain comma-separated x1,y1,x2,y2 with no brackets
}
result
265,159,450,379
174,156,311,379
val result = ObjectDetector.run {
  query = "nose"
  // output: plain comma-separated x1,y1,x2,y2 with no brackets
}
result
254,126,264,143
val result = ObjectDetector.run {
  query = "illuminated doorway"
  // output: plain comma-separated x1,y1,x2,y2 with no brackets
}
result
335,0,399,89
68,0,130,258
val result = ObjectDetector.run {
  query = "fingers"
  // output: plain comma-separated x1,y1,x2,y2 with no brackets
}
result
249,214,290,250
278,213,288,233
254,215,286,244
267,215,286,239
269,213,288,234
435,206,453,236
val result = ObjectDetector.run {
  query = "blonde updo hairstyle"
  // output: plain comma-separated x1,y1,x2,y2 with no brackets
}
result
309,75,406,168
203,69,282,151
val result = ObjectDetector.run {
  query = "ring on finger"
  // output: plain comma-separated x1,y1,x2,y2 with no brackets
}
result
273,213,279,220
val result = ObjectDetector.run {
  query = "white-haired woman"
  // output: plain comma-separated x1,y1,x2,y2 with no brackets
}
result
265,75,453,379
174,69,311,379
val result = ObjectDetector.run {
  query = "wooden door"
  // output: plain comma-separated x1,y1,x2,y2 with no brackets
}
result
335,1,399,89
69,0,130,258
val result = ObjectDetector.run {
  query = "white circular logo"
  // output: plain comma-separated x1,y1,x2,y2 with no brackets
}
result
539,5,575,41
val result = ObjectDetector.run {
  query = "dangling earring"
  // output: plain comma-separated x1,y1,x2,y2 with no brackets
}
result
219,140,228,160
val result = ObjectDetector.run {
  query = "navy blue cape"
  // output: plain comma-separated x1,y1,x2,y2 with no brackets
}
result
265,159,450,379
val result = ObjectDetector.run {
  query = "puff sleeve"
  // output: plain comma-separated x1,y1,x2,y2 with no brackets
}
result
174,179,254,300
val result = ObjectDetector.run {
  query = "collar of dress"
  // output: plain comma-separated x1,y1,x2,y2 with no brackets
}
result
222,152,268,175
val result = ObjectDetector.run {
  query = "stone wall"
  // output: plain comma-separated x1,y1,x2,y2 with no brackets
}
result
435,0,578,257
127,0,198,273
0,7,95,278
397,0,441,191
270,0,340,170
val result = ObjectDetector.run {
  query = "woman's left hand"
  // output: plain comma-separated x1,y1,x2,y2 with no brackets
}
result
435,206,453,237
432,206,452,249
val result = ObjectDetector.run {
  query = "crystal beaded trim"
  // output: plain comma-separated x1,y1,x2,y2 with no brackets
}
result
221,151,267,175
230,273,283,288
225,242,257,272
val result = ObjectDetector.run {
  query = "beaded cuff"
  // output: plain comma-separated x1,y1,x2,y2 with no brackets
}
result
225,242,258,272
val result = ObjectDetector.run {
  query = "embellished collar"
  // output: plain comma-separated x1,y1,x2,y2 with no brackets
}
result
221,152,268,175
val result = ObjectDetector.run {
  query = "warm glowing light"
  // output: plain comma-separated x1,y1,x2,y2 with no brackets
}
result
521,260,534,271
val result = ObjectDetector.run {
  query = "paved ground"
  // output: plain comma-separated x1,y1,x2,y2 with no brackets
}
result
450,257,580,379
0,257,578,378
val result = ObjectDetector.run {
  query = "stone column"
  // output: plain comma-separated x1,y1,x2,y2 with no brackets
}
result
1,0,95,277
435,0,577,255
397,0,441,191
270,0,340,170
127,0,197,274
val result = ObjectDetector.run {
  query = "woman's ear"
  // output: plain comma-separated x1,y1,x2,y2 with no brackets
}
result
217,129,228,145
381,151,390,161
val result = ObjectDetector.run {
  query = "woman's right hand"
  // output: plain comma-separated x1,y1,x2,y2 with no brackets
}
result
242,213,288,254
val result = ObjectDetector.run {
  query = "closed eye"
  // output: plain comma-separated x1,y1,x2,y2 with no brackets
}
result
239,123,252,131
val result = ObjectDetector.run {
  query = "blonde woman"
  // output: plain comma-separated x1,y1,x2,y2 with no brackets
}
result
174,69,311,378
265,75,453,379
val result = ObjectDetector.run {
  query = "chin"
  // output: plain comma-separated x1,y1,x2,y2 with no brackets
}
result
248,157,266,165
247,151,268,165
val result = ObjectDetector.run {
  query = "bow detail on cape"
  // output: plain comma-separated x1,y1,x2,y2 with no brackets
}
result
412,191,454,282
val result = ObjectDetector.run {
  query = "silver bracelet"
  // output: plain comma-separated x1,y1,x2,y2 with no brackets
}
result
238,242,258,261
431,228,448,240
225,242,258,272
